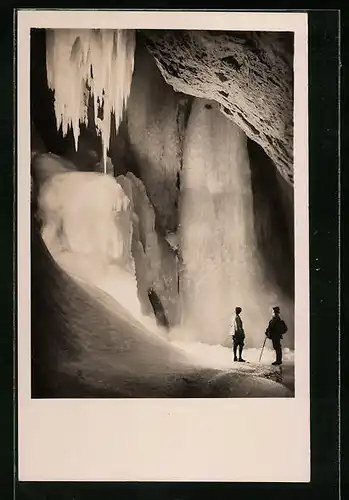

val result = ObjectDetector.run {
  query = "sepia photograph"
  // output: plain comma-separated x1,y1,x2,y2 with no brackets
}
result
17,9,311,483
29,26,297,399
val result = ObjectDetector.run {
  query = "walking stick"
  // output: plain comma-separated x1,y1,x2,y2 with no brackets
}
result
259,336,267,362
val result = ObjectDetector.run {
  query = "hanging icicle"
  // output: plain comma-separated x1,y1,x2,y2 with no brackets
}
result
46,29,136,173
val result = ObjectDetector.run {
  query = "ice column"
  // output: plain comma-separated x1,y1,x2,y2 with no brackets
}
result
178,99,281,348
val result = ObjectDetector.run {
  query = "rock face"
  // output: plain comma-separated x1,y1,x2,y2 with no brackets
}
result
126,38,192,233
142,30,294,184
126,41,178,231
247,139,294,297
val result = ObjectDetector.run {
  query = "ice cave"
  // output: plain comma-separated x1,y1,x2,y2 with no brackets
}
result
30,28,295,398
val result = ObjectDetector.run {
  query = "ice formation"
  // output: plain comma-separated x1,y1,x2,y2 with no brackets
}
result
46,29,135,173
38,170,131,264
177,99,288,347
37,160,168,335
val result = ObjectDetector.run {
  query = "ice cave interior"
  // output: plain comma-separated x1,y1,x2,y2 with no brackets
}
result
30,28,295,397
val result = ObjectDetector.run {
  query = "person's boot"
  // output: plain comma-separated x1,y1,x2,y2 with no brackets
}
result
238,347,246,362
275,350,282,365
272,361,282,366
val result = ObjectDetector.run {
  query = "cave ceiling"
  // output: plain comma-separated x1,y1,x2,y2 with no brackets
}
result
141,30,294,185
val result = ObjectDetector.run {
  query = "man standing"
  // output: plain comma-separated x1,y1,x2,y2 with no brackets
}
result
265,306,288,365
232,307,246,362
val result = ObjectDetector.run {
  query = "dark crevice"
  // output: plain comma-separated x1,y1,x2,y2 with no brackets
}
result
247,138,294,298
108,114,141,179
31,28,104,171
174,95,193,232
269,76,280,87
182,97,193,132
220,55,242,71
236,34,259,52
176,172,180,191
237,112,260,136
265,135,274,147
276,138,292,157
160,59,179,78
216,72,229,82
31,29,69,157
148,288,170,329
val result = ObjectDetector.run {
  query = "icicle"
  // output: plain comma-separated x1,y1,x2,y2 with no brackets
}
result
46,29,136,171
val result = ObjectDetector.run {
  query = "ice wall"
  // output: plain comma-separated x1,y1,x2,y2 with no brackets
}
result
46,29,135,172
38,169,131,264
36,160,162,333
177,99,291,348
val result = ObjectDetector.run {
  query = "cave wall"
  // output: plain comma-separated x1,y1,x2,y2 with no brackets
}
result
116,36,192,326
126,36,191,234
248,139,294,298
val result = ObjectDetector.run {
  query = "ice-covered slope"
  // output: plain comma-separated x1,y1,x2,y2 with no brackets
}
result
31,221,292,398
31,167,292,398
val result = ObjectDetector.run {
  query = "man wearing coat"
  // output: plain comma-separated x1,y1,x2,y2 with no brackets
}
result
265,306,288,366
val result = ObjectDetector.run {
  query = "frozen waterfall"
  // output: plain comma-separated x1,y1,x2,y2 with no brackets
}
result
176,99,287,348
46,28,135,173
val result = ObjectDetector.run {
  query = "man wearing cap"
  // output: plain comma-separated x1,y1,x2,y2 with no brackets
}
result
231,307,246,362
265,306,288,365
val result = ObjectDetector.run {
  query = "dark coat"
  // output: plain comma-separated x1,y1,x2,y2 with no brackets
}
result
265,315,286,339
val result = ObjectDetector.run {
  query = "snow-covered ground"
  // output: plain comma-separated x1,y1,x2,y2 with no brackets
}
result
170,340,294,391
171,340,294,371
